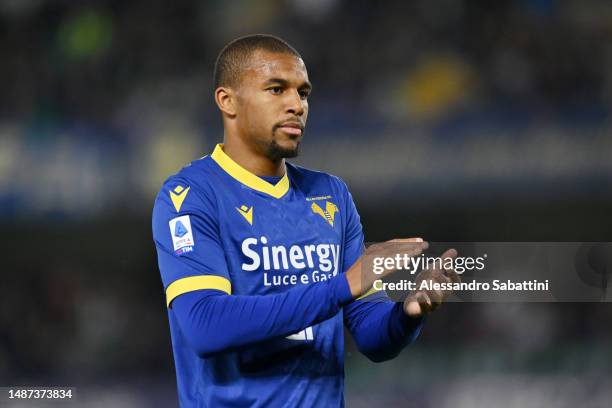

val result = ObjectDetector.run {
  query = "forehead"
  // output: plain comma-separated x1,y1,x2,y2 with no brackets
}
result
242,49,308,84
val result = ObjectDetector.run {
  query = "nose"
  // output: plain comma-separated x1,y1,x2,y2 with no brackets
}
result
286,89,305,116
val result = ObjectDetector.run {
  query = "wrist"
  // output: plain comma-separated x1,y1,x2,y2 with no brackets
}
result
331,274,354,305
395,302,426,336
344,260,363,298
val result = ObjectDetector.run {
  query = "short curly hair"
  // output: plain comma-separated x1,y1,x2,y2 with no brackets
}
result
213,34,302,89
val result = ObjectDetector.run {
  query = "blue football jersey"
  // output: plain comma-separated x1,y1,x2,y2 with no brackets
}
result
152,144,364,407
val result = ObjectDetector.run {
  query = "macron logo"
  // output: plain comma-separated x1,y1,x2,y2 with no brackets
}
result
236,205,253,225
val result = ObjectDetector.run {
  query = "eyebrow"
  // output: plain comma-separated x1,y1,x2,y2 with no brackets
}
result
264,77,312,91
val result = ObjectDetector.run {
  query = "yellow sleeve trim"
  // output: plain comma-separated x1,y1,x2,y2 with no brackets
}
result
166,275,232,307
356,286,380,301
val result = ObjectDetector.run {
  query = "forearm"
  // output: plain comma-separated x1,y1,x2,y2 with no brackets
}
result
345,292,425,362
172,275,353,358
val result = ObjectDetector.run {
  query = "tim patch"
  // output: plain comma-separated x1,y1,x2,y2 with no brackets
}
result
169,215,194,255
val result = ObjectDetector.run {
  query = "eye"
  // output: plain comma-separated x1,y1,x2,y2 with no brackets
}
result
299,90,310,100
269,87,283,95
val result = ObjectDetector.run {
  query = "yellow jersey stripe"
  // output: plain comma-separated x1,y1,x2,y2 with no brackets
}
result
166,275,232,307
211,144,289,199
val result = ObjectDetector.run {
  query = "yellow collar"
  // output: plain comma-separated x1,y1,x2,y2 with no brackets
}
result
211,143,290,199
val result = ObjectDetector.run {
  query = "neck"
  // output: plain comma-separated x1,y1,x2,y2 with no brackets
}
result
223,135,285,177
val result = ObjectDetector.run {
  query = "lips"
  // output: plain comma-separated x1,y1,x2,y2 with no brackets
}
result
277,121,304,136
279,126,302,135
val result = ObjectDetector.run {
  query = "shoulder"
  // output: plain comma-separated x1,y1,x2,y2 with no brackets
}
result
286,162,350,195
153,156,219,218
164,155,220,192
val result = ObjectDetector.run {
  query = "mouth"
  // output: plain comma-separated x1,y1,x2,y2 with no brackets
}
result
277,121,304,137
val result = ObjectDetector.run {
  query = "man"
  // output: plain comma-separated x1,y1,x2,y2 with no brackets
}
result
152,34,459,407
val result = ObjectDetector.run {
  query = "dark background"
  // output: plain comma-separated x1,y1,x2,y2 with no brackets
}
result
1,1,611,406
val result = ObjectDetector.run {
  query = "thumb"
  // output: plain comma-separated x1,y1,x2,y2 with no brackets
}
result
404,300,422,318
404,292,431,317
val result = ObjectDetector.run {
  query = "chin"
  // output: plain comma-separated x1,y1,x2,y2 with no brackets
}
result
267,139,300,160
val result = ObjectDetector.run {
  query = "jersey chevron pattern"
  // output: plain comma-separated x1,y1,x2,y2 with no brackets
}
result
152,144,365,407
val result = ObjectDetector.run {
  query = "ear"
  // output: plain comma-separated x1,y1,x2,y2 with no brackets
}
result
215,86,237,117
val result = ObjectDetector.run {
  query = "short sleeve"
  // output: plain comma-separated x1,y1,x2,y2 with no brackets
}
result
152,180,231,307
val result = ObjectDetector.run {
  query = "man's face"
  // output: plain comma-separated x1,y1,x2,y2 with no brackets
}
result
233,49,311,160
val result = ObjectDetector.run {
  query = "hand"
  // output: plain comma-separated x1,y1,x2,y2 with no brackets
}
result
404,248,461,318
344,238,429,299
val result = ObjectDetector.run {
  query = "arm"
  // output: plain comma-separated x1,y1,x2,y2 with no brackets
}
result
345,248,461,362
172,276,353,358
338,177,425,361
154,184,356,358
343,291,424,362
154,178,428,359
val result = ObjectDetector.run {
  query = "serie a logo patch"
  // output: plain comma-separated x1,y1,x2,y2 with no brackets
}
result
169,215,194,255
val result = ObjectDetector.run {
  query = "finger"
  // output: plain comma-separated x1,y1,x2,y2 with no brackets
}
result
404,299,422,317
440,248,458,263
445,269,461,284
438,248,460,285
369,239,427,256
426,286,444,309
417,291,433,314
385,240,429,257
388,237,423,243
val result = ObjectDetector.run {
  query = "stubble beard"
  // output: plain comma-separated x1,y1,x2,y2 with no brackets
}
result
264,130,301,161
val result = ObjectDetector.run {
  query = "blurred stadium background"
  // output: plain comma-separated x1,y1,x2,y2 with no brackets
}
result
1,0,612,406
